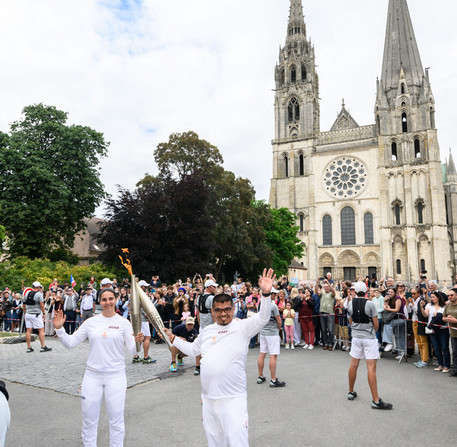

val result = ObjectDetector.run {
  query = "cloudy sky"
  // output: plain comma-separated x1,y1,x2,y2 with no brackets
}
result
0,0,455,217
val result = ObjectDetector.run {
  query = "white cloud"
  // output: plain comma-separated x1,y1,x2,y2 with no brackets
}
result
0,0,455,216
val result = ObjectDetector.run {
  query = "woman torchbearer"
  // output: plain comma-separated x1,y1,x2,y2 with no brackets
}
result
53,288,144,447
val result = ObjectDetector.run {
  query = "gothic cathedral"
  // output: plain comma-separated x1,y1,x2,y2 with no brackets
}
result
269,0,457,283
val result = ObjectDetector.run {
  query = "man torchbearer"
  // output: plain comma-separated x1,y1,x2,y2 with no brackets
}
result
164,268,275,447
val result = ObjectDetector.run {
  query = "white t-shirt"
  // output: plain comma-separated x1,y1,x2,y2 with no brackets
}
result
174,296,271,400
425,304,445,329
56,314,137,373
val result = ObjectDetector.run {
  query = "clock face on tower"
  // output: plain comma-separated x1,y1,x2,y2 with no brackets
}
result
322,157,368,199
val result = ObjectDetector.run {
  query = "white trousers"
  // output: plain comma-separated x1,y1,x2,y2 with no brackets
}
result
202,395,249,447
81,370,127,447
293,313,301,344
0,394,10,447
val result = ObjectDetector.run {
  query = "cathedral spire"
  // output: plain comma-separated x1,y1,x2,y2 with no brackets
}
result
380,0,424,96
287,0,306,38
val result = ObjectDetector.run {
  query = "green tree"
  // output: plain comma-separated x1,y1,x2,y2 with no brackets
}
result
0,104,108,258
256,203,304,276
154,131,224,180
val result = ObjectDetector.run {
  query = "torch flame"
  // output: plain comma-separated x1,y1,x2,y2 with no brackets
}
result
119,250,133,275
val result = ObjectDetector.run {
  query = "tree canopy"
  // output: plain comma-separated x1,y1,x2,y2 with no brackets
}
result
98,131,302,282
0,104,108,258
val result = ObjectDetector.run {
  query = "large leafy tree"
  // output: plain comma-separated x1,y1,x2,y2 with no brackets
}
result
0,104,108,258
97,174,215,282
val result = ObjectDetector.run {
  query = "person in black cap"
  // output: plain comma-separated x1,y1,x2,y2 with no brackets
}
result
0,380,10,447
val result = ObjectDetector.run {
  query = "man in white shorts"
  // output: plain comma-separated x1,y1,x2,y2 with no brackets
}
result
257,288,285,388
347,282,392,410
132,280,156,364
23,281,52,353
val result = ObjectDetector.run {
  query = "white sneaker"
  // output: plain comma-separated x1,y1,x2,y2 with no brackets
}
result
303,343,309,349
384,343,393,352
291,344,295,350
308,345,314,350
395,355,402,360
285,344,290,350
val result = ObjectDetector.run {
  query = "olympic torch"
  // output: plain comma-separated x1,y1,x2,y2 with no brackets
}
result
130,274,142,353
134,280,173,349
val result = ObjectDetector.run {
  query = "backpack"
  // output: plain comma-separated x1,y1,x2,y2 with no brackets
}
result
198,293,212,314
352,298,371,324
25,291,37,306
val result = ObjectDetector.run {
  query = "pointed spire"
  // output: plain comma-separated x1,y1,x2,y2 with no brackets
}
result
448,149,457,175
381,0,424,96
287,0,306,38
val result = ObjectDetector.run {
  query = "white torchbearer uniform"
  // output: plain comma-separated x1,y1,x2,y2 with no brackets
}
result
173,296,271,447
0,392,10,447
56,314,137,447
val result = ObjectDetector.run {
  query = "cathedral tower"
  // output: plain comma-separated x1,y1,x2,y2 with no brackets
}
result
375,0,450,281
274,0,319,142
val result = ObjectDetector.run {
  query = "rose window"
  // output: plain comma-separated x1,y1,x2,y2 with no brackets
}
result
323,157,368,199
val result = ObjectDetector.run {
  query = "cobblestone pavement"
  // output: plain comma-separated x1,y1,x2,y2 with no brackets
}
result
0,336,193,396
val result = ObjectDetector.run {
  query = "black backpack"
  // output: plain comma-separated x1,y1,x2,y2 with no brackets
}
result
352,298,371,324
25,291,37,306
198,293,212,314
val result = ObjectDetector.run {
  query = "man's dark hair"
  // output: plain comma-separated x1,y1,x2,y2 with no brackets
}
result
356,291,365,297
451,288,457,295
212,293,232,307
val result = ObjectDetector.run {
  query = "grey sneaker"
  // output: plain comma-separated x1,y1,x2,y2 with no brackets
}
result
194,366,200,376
269,378,286,388
40,346,52,352
372,398,393,410
26,347,34,353
347,391,357,401
257,376,266,384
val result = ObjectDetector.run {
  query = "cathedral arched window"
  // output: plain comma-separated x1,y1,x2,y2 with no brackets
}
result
401,83,405,94
396,259,402,275
288,97,300,123
299,214,304,232
420,259,426,272
323,215,332,246
341,207,356,245
284,156,289,178
391,142,397,161
402,113,408,133
290,65,297,83
414,139,422,158
301,64,307,81
280,69,285,85
364,212,374,244
394,204,401,225
417,201,424,224
299,154,304,176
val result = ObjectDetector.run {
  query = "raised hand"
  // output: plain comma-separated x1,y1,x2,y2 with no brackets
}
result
52,309,66,330
258,268,276,295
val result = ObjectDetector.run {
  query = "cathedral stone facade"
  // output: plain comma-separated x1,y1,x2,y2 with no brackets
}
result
269,0,457,283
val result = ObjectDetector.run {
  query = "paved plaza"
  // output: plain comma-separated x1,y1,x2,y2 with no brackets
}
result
1,337,455,447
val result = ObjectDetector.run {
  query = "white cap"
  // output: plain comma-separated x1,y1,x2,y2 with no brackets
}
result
138,280,150,287
271,288,280,294
100,278,113,286
354,282,367,294
32,281,42,288
205,279,218,288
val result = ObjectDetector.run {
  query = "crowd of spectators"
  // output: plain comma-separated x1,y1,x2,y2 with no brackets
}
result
1,271,456,377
